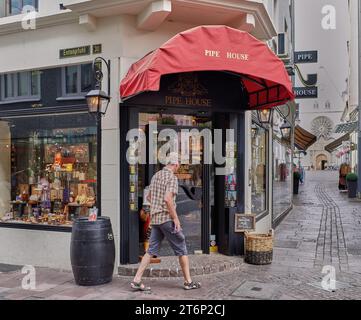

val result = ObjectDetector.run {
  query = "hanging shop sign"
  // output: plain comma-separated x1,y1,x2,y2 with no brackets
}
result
234,214,256,233
294,50,318,64
294,87,318,99
60,44,102,59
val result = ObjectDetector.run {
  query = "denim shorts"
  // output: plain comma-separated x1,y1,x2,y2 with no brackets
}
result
147,221,188,257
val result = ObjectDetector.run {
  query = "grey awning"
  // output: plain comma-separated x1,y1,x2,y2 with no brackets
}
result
334,122,358,134
325,133,350,153
294,125,317,151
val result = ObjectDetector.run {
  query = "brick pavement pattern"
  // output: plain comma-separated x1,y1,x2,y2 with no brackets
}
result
1,171,361,300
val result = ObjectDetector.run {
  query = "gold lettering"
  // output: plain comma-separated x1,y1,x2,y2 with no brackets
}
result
165,96,172,104
226,52,249,61
165,96,183,105
205,49,220,58
165,96,212,107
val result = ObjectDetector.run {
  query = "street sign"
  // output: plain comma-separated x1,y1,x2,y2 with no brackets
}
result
294,86,318,99
60,45,91,59
294,50,318,64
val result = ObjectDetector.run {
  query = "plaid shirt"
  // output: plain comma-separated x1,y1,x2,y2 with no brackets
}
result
149,167,178,225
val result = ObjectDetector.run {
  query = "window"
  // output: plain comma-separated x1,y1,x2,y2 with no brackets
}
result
0,1,5,17
62,63,92,97
6,0,38,16
251,122,268,215
273,136,292,222
0,113,97,229
0,70,40,102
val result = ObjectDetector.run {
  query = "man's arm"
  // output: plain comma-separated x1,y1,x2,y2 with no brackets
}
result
164,191,181,232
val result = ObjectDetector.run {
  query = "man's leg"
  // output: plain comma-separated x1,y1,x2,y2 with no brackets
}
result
132,226,163,287
133,253,152,283
178,255,192,283
160,221,200,288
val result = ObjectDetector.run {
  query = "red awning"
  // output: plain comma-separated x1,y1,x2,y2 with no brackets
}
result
120,25,294,109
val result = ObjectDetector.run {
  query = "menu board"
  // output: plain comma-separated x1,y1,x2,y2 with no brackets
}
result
235,214,256,232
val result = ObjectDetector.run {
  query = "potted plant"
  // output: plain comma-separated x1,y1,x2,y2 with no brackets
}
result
346,173,358,198
293,171,301,195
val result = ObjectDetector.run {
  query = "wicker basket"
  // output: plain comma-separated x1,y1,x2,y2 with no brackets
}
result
244,230,274,265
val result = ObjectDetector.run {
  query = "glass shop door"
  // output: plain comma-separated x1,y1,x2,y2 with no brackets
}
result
137,113,211,257
147,125,203,256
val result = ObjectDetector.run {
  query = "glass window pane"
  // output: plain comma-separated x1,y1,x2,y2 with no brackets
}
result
31,71,40,96
65,66,78,94
81,64,92,93
272,138,292,220
4,74,15,98
18,72,29,97
23,0,37,9
251,123,267,214
10,0,22,15
0,113,97,227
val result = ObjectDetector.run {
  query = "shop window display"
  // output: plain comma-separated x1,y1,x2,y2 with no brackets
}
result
0,113,97,227
251,123,267,215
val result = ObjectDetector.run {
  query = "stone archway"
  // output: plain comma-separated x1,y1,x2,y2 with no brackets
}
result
316,154,328,170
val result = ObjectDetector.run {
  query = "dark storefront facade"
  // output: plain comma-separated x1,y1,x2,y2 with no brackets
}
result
118,26,295,264
119,71,248,263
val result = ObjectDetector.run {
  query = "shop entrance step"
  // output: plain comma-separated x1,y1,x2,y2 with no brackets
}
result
118,253,243,278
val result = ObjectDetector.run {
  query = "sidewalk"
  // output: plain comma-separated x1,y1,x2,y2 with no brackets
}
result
1,171,361,300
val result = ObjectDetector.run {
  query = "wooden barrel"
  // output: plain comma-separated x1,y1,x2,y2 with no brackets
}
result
70,217,115,286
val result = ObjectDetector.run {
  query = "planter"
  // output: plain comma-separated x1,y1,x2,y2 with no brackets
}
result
347,180,358,198
244,230,273,265
293,177,300,195
70,217,115,286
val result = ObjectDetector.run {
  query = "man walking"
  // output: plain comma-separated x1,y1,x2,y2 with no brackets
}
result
131,153,201,291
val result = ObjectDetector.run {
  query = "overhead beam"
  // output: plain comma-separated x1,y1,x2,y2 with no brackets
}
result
137,0,172,31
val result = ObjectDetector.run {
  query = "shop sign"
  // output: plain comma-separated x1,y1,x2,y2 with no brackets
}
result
92,44,102,54
294,86,318,99
60,44,102,59
294,50,318,64
234,214,256,233
164,96,212,107
165,73,212,107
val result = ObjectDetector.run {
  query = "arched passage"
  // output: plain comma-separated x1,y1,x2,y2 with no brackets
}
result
316,154,328,170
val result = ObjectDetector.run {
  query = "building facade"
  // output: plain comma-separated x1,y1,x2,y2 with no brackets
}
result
294,0,350,170
324,0,359,172
0,0,294,269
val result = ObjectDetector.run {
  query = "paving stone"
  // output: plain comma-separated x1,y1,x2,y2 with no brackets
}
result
231,281,281,300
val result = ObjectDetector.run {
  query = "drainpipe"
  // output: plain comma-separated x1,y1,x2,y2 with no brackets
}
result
357,0,361,196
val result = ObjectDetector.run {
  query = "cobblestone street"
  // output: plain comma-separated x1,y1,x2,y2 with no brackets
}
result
1,171,361,300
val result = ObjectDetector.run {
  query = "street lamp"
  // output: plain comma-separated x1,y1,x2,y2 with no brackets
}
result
251,123,259,139
86,89,110,114
280,120,291,139
86,57,111,216
257,108,273,125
